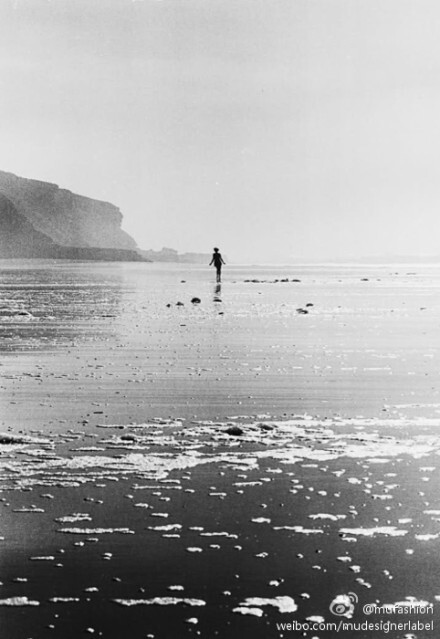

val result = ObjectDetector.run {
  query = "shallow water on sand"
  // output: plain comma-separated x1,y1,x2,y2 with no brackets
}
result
0,261,439,638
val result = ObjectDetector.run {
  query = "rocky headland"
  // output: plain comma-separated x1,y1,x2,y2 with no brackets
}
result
0,170,145,261
140,247,215,263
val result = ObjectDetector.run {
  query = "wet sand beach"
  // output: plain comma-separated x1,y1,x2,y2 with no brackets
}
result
0,261,439,638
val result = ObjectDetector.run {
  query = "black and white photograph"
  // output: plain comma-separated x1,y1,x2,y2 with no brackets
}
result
0,1,439,637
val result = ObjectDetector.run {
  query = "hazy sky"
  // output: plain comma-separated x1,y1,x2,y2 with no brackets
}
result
1,0,440,262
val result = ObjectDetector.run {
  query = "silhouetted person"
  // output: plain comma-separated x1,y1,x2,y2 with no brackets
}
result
210,247,225,282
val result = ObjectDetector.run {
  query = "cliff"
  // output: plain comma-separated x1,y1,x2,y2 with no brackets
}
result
0,192,60,258
0,170,145,261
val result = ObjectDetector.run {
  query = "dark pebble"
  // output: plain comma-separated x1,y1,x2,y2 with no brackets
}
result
225,425,244,436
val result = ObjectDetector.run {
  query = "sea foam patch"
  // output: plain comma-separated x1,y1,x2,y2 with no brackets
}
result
339,527,408,537
113,597,206,607
0,597,40,606
2,416,440,491
234,596,297,614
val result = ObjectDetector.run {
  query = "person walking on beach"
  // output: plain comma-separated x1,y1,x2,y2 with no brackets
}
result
210,247,226,283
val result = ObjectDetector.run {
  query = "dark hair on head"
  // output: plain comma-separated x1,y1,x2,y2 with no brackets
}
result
214,247,219,251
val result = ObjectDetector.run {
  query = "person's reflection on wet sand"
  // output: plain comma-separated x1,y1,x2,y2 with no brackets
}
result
213,283,222,303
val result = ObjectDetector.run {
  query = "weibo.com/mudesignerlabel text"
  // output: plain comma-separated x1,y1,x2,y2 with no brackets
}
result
276,620,434,634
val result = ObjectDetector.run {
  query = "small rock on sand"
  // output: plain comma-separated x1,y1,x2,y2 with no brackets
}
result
226,425,244,437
